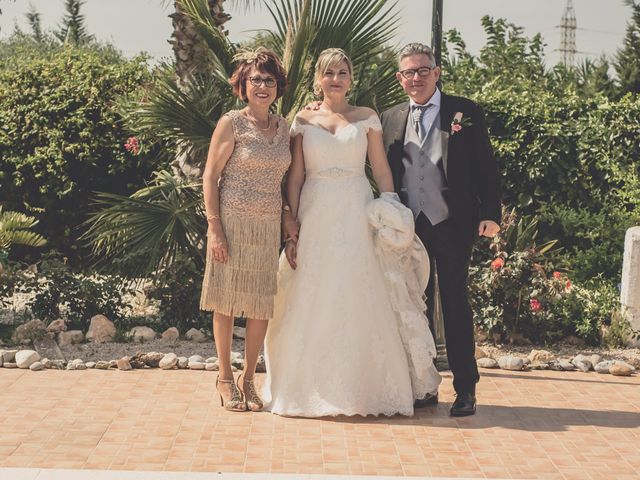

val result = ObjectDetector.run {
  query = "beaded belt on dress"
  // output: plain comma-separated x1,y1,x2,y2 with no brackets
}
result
306,167,364,179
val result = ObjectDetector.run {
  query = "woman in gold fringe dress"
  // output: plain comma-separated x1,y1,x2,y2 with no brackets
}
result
200,48,291,412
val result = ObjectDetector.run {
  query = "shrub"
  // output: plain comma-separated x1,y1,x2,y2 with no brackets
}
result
0,253,134,332
0,37,158,263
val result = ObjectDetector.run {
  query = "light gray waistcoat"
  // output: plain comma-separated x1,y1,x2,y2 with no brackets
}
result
401,111,450,225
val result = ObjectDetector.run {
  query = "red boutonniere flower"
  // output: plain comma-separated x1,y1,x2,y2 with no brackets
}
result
450,112,472,135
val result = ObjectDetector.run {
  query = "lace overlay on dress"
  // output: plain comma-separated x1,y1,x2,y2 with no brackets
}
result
200,110,291,319
263,112,439,417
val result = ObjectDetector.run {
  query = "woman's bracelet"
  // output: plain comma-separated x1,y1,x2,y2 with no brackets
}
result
206,213,221,222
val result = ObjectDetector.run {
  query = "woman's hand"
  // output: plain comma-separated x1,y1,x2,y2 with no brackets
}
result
207,222,229,263
284,240,297,270
282,212,300,244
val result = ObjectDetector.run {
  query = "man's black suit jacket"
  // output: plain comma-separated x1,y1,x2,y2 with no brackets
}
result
380,93,501,249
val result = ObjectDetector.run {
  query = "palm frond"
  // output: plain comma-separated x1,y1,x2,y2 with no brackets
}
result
267,0,402,116
119,66,232,161
83,171,205,277
0,206,47,250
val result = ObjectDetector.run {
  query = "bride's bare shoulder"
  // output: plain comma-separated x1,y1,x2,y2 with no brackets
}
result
294,110,320,125
351,106,379,121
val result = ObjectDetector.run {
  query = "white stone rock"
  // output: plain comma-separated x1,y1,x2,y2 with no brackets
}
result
41,358,51,368
256,355,266,373
12,319,47,344
1,349,17,363
159,353,178,370
29,361,44,371
528,349,556,364
15,350,40,369
127,326,157,343
66,362,77,371
57,330,84,346
177,357,188,369
189,362,205,370
230,351,244,369
589,354,603,367
86,315,116,343
205,362,218,371
475,346,487,359
621,226,640,331
185,328,207,343
205,357,217,364
117,357,132,371
610,361,635,376
233,326,246,339
530,362,549,370
85,362,96,369
498,356,525,371
188,355,204,364
477,357,499,369
572,355,593,372
0,354,3,367
46,319,67,334
95,361,110,370
75,363,87,370
558,359,576,371
72,358,84,366
161,327,179,343
4,362,17,368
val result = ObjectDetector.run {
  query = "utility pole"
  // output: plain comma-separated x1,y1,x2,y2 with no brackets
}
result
430,0,447,370
560,0,577,67
431,0,443,66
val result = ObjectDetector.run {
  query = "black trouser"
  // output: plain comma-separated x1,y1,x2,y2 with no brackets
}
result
415,213,479,395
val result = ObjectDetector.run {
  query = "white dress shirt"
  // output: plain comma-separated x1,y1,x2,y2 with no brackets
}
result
409,88,441,137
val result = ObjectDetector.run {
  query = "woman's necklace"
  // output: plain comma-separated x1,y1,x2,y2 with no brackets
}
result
245,111,271,131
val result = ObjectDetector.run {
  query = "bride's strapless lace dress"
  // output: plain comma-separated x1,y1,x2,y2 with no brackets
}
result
263,114,441,417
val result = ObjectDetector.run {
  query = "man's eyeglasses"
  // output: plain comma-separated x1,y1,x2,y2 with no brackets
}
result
248,76,277,88
398,66,435,79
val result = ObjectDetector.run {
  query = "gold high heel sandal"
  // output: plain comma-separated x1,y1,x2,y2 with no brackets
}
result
216,376,246,412
238,373,264,412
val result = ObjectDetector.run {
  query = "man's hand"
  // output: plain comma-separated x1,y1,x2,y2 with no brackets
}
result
303,100,322,111
478,220,500,238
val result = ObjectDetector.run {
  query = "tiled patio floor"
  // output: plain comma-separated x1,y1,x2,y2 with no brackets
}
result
0,368,638,479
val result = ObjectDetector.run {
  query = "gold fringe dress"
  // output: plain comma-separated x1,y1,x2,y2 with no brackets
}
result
200,110,291,319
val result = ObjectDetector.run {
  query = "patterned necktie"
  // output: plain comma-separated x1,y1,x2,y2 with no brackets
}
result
411,104,432,141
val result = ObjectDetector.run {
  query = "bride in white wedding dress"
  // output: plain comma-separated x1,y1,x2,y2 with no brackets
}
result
263,48,441,417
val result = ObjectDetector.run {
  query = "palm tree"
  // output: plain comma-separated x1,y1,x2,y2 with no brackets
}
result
55,0,93,46
86,0,404,277
0,206,47,274
26,5,43,42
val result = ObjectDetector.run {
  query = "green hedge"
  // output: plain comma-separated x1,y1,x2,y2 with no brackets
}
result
0,41,158,263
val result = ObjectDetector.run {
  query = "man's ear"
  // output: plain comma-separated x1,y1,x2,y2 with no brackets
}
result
395,72,403,84
434,66,441,82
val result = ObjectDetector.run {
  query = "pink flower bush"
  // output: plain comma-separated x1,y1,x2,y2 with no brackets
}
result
491,257,505,271
529,298,542,312
124,136,140,155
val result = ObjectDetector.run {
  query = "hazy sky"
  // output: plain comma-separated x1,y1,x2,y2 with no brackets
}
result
0,0,631,67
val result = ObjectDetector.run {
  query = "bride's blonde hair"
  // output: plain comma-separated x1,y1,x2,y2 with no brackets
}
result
313,48,353,97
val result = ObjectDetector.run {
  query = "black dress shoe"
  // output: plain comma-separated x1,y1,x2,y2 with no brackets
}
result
450,392,476,417
414,392,438,408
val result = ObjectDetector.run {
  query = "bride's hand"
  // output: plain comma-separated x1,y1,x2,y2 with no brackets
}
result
284,240,297,270
207,222,229,263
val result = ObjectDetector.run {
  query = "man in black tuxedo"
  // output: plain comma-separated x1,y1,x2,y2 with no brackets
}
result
380,43,501,416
